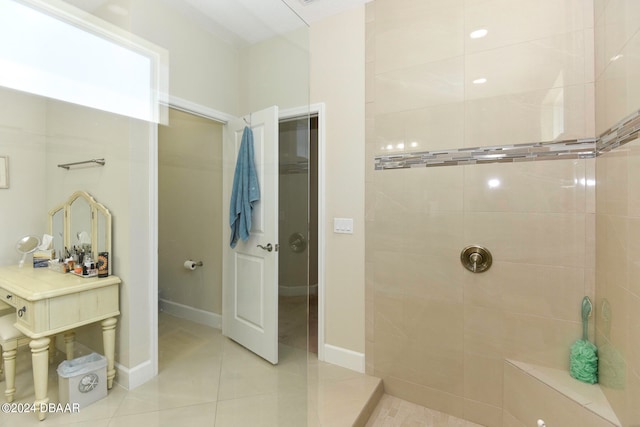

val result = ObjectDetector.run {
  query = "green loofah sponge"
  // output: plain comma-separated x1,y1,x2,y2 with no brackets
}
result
570,296,598,384
570,339,598,384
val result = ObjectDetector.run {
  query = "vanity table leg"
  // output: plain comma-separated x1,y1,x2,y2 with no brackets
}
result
30,337,50,421
64,331,76,360
102,317,117,389
2,343,17,402
49,335,56,363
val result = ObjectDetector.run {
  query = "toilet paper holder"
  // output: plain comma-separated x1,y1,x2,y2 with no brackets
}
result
184,260,204,270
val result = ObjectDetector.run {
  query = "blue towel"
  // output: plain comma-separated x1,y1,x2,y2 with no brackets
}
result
229,126,260,248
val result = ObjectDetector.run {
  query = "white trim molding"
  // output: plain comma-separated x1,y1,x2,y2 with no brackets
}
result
166,95,235,124
323,343,365,373
159,299,222,329
115,359,155,390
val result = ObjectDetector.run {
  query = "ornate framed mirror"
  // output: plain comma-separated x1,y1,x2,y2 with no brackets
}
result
48,191,112,275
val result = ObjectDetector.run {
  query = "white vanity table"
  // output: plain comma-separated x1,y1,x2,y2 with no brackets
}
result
0,265,120,420
1,191,119,420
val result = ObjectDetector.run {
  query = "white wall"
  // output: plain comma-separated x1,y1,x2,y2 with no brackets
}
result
311,7,366,356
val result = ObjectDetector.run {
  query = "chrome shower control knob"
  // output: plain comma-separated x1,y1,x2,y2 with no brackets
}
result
460,245,492,273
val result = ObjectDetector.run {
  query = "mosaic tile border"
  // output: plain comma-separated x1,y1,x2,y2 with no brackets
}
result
374,110,640,170
597,110,640,154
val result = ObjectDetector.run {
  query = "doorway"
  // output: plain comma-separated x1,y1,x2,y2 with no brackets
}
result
157,105,321,368
278,114,319,354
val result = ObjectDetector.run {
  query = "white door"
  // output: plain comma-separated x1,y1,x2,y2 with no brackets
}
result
222,106,279,364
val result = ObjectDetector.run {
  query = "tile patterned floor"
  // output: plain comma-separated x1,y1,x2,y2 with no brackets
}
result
366,394,485,427
1,312,380,427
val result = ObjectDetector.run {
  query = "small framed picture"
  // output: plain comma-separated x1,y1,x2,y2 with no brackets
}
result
0,156,8,189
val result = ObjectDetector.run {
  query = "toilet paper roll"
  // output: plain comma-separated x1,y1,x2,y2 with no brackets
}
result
184,260,196,270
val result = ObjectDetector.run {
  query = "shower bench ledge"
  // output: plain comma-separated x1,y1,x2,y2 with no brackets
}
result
505,359,621,427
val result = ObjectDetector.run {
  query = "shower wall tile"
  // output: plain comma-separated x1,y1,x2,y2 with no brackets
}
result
465,31,591,101
464,352,504,407
381,375,466,421
463,212,586,268
374,167,464,214
402,167,465,212
375,102,465,154
374,0,462,29
627,140,640,218
628,292,640,376
367,0,600,423
626,370,640,426
585,213,596,295
597,31,640,133
601,0,640,68
628,218,640,297
464,306,580,370
463,160,587,214
373,250,464,304
465,84,593,147
463,399,503,427
403,299,464,392
502,410,526,427
374,1,463,74
464,262,586,323
586,158,597,214
598,214,629,294
464,0,593,55
594,10,607,81
375,57,464,115
373,297,464,396
596,148,628,215
502,313,578,368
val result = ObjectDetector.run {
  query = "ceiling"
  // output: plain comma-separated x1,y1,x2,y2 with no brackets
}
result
165,0,370,45
65,0,370,46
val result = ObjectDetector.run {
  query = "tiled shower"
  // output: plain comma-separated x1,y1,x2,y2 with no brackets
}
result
365,1,640,426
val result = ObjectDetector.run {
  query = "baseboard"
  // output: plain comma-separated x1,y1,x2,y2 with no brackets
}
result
279,283,318,297
115,359,155,390
159,298,222,329
323,343,365,373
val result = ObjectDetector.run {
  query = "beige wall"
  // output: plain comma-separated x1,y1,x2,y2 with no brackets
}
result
594,1,640,426
158,108,223,315
311,7,366,355
0,88,48,266
0,71,152,373
240,27,310,114
366,0,596,425
43,98,152,368
131,0,242,116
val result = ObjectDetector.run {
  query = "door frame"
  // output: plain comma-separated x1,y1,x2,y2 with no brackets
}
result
149,97,327,380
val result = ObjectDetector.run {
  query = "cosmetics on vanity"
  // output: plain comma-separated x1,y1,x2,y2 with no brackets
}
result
98,252,109,277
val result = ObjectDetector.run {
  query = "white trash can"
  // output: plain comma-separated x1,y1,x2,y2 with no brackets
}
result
57,352,107,408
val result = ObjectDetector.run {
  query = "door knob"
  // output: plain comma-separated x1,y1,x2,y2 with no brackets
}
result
257,243,273,252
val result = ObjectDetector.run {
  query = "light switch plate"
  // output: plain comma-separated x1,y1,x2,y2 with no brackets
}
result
334,218,353,234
